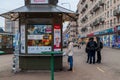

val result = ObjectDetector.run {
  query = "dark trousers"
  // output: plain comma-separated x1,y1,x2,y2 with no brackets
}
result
68,56,73,69
89,51,96,64
97,51,101,63
86,52,90,63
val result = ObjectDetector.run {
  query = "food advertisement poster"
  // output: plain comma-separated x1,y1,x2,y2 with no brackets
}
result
27,25,52,53
54,24,61,51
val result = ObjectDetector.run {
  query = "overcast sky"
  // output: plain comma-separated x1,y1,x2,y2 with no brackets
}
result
0,0,79,30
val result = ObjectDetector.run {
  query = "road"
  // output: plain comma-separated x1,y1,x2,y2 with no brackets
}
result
0,46,120,80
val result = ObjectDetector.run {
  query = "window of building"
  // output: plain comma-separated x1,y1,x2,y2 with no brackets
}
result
107,21,109,28
110,20,112,27
105,13,106,17
114,18,116,24
107,1,109,8
118,5,120,9
114,0,116,3
107,11,109,18
110,0,112,6
110,9,112,17
105,4,106,10
104,22,106,29
102,23,104,28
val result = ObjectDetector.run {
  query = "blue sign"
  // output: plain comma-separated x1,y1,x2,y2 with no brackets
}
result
65,34,69,39
78,35,81,38
94,32,99,35
118,26,120,30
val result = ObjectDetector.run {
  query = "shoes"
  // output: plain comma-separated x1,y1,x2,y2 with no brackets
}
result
97,62,101,64
89,62,95,64
96,61,101,64
68,69,72,71
86,61,88,63
89,62,92,64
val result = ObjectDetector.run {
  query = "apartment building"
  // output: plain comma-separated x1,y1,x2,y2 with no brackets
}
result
77,0,120,48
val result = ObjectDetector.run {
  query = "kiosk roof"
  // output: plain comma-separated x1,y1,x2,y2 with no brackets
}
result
0,5,78,21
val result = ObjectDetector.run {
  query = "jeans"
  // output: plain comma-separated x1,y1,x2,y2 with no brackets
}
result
89,51,96,64
68,56,73,69
87,52,90,63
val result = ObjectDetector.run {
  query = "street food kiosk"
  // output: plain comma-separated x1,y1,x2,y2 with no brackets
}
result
0,0,77,70
0,28,13,54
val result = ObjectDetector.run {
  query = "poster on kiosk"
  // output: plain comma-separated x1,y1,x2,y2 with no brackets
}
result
27,24,52,54
54,24,61,51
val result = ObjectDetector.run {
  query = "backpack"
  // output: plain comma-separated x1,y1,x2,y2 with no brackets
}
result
89,41,96,51
100,42,103,49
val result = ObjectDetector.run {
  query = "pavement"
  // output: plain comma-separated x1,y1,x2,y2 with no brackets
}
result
0,46,120,80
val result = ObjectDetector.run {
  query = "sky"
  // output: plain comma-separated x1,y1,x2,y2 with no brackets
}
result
0,0,79,30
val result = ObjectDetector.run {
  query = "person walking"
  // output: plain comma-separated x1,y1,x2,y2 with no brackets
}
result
86,37,97,64
96,37,103,63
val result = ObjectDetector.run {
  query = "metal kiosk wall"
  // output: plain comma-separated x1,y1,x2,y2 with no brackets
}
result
19,14,63,70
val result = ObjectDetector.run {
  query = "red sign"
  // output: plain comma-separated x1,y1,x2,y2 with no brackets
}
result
34,0,45,2
54,24,60,29
87,33,94,37
31,0,48,4
114,26,117,32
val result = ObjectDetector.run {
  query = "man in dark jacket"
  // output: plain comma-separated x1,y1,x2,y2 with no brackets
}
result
86,37,97,64
96,37,103,63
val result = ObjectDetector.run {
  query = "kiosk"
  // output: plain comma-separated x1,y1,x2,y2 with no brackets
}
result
0,0,77,70
0,28,13,54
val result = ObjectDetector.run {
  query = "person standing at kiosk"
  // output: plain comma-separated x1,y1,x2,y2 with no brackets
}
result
66,41,74,71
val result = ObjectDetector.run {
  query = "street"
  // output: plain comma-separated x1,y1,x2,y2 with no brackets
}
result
0,46,120,80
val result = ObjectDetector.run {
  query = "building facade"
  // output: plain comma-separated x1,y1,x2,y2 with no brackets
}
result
77,0,120,48
63,21,77,42
5,19,19,34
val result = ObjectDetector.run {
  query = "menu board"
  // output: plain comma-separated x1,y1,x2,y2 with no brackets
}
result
27,24,52,53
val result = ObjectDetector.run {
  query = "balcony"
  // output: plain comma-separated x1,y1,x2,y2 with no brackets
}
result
85,4,88,9
93,4,100,12
99,17,105,23
93,19,99,26
90,24,93,28
99,0,104,6
81,8,86,14
81,18,86,22
81,0,86,4
114,9,120,16
84,15,88,19
81,27,88,32
90,10,94,14
90,0,94,2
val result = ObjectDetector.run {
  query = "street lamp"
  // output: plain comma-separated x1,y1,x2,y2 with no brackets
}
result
61,3,71,10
